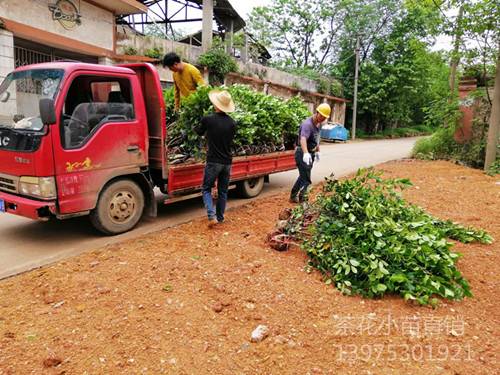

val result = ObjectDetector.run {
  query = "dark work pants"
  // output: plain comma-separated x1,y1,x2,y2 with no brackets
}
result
290,148,314,200
202,162,231,222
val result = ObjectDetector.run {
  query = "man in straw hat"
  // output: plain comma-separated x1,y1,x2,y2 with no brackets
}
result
290,103,331,203
196,89,237,227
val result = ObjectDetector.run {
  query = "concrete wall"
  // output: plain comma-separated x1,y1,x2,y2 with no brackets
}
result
117,32,202,62
116,31,346,124
0,29,14,82
237,61,318,92
0,0,114,50
116,32,322,92
116,31,206,83
0,29,16,118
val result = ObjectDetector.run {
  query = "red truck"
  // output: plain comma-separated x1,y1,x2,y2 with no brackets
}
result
0,62,296,234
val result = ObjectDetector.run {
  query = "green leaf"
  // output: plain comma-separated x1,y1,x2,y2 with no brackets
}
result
376,284,387,292
344,265,351,275
390,274,407,283
373,231,383,237
404,293,415,301
444,288,455,298
349,259,360,266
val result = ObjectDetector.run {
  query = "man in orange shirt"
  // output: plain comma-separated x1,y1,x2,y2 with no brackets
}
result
163,52,206,111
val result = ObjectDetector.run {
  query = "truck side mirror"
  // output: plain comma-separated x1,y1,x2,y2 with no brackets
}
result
39,98,56,125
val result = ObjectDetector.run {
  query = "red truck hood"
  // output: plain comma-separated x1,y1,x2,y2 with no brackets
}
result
0,130,54,177
0,149,37,176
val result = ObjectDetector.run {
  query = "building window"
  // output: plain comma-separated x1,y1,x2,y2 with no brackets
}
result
61,75,135,149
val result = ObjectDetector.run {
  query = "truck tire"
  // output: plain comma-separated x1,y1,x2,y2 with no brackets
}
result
238,176,265,198
90,179,145,235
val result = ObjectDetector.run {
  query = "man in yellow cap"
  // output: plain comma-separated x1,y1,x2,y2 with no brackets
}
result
196,89,237,227
290,103,331,203
163,52,206,111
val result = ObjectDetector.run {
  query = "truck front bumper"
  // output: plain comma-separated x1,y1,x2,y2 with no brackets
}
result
0,191,56,220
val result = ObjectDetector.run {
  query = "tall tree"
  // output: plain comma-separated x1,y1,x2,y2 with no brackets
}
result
456,0,500,169
438,0,499,96
247,0,348,70
484,50,500,170
333,0,447,132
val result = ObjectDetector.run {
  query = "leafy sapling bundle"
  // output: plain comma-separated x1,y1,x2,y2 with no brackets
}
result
164,85,311,164
269,168,493,306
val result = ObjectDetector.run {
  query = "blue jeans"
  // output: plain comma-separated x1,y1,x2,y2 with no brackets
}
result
290,148,315,200
202,162,231,222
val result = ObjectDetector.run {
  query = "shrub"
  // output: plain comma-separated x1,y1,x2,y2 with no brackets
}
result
198,47,238,85
413,92,492,168
144,47,163,59
486,153,500,176
123,46,138,56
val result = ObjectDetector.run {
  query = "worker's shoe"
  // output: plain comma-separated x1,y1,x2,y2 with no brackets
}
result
289,195,300,204
208,217,218,228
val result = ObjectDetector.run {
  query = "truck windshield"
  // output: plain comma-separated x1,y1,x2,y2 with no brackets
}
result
0,69,64,131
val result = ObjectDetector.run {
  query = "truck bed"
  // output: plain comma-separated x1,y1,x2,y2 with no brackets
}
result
167,150,296,195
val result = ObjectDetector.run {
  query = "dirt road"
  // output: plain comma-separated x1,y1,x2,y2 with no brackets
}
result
0,137,419,279
0,159,497,374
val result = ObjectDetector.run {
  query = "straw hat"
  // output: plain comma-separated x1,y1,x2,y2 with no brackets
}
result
208,89,235,113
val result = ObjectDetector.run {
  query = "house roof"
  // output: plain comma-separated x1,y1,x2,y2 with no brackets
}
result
92,0,147,15
192,0,245,32
133,0,245,32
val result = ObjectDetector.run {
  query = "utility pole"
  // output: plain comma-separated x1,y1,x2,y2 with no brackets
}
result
351,35,361,140
484,48,500,171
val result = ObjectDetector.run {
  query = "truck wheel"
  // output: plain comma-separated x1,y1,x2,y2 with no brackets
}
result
90,179,144,235
238,176,265,198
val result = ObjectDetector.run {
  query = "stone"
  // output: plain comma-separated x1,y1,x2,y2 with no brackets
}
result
244,302,256,310
251,325,269,343
52,301,65,309
212,302,223,313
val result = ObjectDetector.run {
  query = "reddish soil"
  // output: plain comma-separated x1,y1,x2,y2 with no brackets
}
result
0,160,498,375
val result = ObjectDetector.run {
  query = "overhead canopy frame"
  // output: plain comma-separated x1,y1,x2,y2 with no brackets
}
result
116,0,245,38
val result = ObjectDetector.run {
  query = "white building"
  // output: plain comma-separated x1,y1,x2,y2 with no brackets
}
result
0,0,147,82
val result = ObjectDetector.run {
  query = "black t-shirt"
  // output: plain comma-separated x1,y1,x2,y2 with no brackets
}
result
196,112,236,165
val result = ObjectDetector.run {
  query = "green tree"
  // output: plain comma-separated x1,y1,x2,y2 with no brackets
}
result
434,0,499,96
334,0,447,132
247,0,349,70
143,24,188,41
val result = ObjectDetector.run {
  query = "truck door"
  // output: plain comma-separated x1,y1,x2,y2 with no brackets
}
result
52,71,147,214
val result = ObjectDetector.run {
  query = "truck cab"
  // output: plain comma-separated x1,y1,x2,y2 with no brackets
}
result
0,62,162,234
0,61,296,235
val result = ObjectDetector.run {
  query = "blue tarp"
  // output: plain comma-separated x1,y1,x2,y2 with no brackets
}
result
320,123,349,141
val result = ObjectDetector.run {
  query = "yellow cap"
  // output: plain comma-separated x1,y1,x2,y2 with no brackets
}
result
316,103,331,118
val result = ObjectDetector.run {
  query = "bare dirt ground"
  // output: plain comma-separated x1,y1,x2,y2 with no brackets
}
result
0,160,498,375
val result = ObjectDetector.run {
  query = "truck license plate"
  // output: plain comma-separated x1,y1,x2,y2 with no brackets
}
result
0,199,4,212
